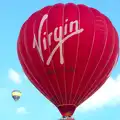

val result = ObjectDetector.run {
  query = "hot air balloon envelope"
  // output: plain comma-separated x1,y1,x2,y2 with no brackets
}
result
17,3,119,119
12,90,22,101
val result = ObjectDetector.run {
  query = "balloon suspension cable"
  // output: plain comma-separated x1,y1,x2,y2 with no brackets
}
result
59,116,75,120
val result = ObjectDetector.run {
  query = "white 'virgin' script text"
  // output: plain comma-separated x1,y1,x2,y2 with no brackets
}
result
33,14,84,65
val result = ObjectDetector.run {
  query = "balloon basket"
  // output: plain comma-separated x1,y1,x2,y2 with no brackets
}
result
59,117,74,120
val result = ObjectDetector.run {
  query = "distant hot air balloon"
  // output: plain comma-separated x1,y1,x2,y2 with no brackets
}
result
17,3,119,120
12,90,22,101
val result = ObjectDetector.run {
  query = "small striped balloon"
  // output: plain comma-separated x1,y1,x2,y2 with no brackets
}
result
12,90,22,101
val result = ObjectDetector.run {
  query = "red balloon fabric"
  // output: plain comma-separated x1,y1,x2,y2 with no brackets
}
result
17,3,119,117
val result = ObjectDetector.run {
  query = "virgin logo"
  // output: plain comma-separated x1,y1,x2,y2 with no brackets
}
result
33,14,84,65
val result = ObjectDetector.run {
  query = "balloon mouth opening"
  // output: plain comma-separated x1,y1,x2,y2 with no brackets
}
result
57,104,76,117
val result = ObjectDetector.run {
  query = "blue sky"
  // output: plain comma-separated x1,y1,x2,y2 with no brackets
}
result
0,0,120,120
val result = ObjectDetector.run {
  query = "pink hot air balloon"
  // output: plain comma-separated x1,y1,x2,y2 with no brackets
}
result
17,3,119,120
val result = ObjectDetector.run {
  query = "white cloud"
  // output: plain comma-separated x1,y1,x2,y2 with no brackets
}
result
8,68,21,84
77,75,120,112
16,107,29,114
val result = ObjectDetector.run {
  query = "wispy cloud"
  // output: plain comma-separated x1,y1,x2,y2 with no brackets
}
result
16,107,29,114
77,75,120,112
8,68,21,84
